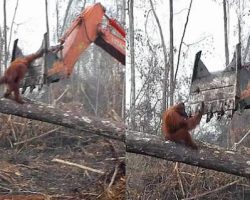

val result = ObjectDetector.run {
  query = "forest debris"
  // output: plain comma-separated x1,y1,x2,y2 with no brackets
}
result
108,163,120,189
51,158,104,174
232,128,250,150
13,127,61,146
182,180,240,200
105,157,125,161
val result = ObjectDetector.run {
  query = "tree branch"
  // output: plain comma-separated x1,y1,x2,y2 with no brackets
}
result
174,0,193,83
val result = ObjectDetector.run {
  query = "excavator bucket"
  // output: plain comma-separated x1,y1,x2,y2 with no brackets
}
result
188,43,250,122
12,33,61,93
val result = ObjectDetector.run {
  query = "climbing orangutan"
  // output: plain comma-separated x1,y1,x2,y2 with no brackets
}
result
0,49,44,104
162,102,204,149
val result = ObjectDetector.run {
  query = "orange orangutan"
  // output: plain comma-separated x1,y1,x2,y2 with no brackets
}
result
0,49,44,103
162,102,204,149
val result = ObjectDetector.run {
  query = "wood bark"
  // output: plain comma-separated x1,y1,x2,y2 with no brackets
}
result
0,98,125,142
126,131,250,178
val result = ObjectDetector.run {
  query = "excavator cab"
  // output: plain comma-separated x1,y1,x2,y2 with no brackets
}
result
10,3,125,94
188,43,250,122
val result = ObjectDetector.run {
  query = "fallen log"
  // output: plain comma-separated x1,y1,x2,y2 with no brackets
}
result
126,131,250,178
1,98,250,178
0,98,125,141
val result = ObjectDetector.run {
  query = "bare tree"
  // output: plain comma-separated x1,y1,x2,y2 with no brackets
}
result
223,0,229,66
7,0,19,54
149,0,169,112
129,0,136,130
45,0,50,46
61,0,74,35
0,27,2,74
243,35,250,63
3,0,7,69
122,0,126,120
237,0,242,50
95,63,100,117
174,0,193,86
169,0,174,106
56,0,60,40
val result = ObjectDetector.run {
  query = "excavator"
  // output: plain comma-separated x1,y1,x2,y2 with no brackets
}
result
11,3,125,93
188,43,250,122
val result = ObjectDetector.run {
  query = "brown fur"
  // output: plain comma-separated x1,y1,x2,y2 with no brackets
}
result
0,50,44,103
162,102,204,150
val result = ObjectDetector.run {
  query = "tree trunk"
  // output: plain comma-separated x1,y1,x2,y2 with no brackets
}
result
121,0,126,121
129,0,136,130
56,0,60,40
7,0,19,54
3,0,7,69
0,98,125,141
148,0,169,112
223,0,229,66
237,0,242,45
45,0,50,46
174,0,193,85
0,27,2,75
169,0,174,106
126,131,250,178
243,35,250,63
61,0,74,35
95,63,100,117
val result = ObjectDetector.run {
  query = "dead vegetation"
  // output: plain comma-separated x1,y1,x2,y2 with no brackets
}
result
0,114,125,200
127,153,250,200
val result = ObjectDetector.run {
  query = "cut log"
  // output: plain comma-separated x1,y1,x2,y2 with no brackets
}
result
1,98,250,178
126,131,250,178
0,98,125,141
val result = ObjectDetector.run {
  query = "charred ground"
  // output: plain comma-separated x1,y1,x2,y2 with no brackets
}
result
0,114,125,200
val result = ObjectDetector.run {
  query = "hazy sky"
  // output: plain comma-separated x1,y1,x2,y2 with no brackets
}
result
1,0,239,68
126,0,242,107
133,0,239,72
0,0,116,54
0,0,47,54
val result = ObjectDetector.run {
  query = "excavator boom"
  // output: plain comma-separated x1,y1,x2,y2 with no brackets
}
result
48,3,125,79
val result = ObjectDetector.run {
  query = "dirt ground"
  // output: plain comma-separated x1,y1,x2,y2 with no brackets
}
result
0,116,125,200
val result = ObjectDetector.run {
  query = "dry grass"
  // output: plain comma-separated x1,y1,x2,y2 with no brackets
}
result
127,153,250,200
0,114,125,200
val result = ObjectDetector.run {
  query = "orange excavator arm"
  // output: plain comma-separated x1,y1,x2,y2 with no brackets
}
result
12,3,125,92
48,3,125,79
